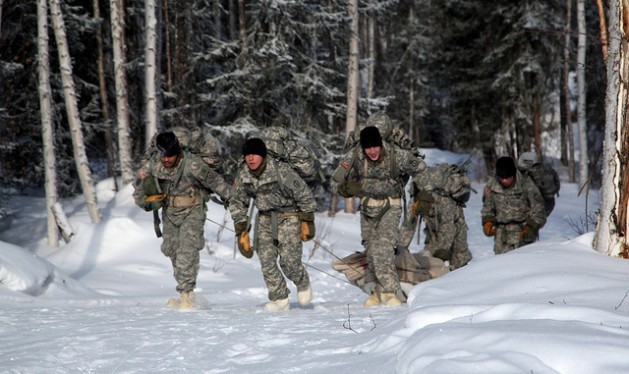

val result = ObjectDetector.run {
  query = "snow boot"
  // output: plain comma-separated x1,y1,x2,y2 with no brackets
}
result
297,285,312,306
363,292,381,307
166,291,195,309
264,297,290,311
380,292,402,307
179,291,195,309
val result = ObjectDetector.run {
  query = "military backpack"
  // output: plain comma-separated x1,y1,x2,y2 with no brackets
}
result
254,126,324,183
413,163,472,204
143,126,223,172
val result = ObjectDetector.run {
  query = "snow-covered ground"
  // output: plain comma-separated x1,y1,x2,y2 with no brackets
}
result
1,149,627,374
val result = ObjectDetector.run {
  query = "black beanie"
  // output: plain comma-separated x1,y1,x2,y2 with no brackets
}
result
495,156,517,178
360,126,383,149
156,131,181,157
242,138,267,158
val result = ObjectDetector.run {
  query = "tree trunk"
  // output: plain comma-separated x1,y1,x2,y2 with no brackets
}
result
596,0,609,60
37,0,60,247
0,0,4,37
145,0,158,143
48,0,101,224
163,0,173,93
110,0,134,185
93,0,117,186
594,0,629,256
174,1,194,125
344,0,359,214
366,12,375,102
532,94,542,156
576,0,589,187
237,0,247,67
561,0,574,181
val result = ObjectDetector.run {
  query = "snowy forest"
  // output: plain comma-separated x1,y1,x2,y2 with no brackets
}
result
1,1,628,253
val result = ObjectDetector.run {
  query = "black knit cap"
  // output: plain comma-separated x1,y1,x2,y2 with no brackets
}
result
360,126,383,149
155,131,181,157
242,138,267,158
495,156,517,178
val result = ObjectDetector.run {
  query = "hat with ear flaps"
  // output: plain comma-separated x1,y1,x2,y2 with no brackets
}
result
359,126,383,149
156,131,181,157
242,138,267,158
495,156,517,178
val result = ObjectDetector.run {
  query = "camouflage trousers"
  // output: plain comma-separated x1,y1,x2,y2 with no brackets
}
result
255,213,310,301
422,197,472,269
494,222,527,254
360,201,401,293
161,205,206,294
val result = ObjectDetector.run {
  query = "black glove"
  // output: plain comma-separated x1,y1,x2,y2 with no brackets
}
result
338,181,362,198
519,220,539,244
433,249,452,262
412,190,434,216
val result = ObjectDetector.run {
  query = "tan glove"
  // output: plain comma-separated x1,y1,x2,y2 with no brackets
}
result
237,232,253,258
298,212,315,242
300,221,315,242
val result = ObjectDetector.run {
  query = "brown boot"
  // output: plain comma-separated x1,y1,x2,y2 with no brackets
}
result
380,292,402,307
363,292,381,307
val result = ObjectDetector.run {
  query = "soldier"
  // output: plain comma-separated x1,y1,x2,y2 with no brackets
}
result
332,126,426,307
133,131,233,309
229,138,316,312
481,156,546,254
399,165,472,270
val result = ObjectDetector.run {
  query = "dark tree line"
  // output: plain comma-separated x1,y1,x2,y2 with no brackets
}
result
0,0,608,205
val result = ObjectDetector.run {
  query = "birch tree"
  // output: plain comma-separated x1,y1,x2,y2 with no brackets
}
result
110,0,134,185
594,0,629,256
38,0,59,246
145,0,159,143
576,0,589,186
344,0,359,214
48,0,101,224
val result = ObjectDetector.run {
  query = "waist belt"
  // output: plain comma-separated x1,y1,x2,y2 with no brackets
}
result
167,195,202,207
360,196,401,207
258,211,299,217
497,219,526,226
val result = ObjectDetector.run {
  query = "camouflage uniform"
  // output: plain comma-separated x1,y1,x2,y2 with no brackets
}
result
481,171,546,254
133,152,232,294
399,193,471,269
333,143,426,296
229,158,316,302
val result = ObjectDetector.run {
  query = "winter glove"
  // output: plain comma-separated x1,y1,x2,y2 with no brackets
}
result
237,232,253,258
234,220,249,236
298,212,315,242
338,181,363,198
433,249,452,262
482,216,496,237
412,190,435,216
519,220,539,244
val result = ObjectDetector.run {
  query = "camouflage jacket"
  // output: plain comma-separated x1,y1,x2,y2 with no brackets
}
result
229,158,316,224
135,151,232,212
481,171,546,228
333,143,426,199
